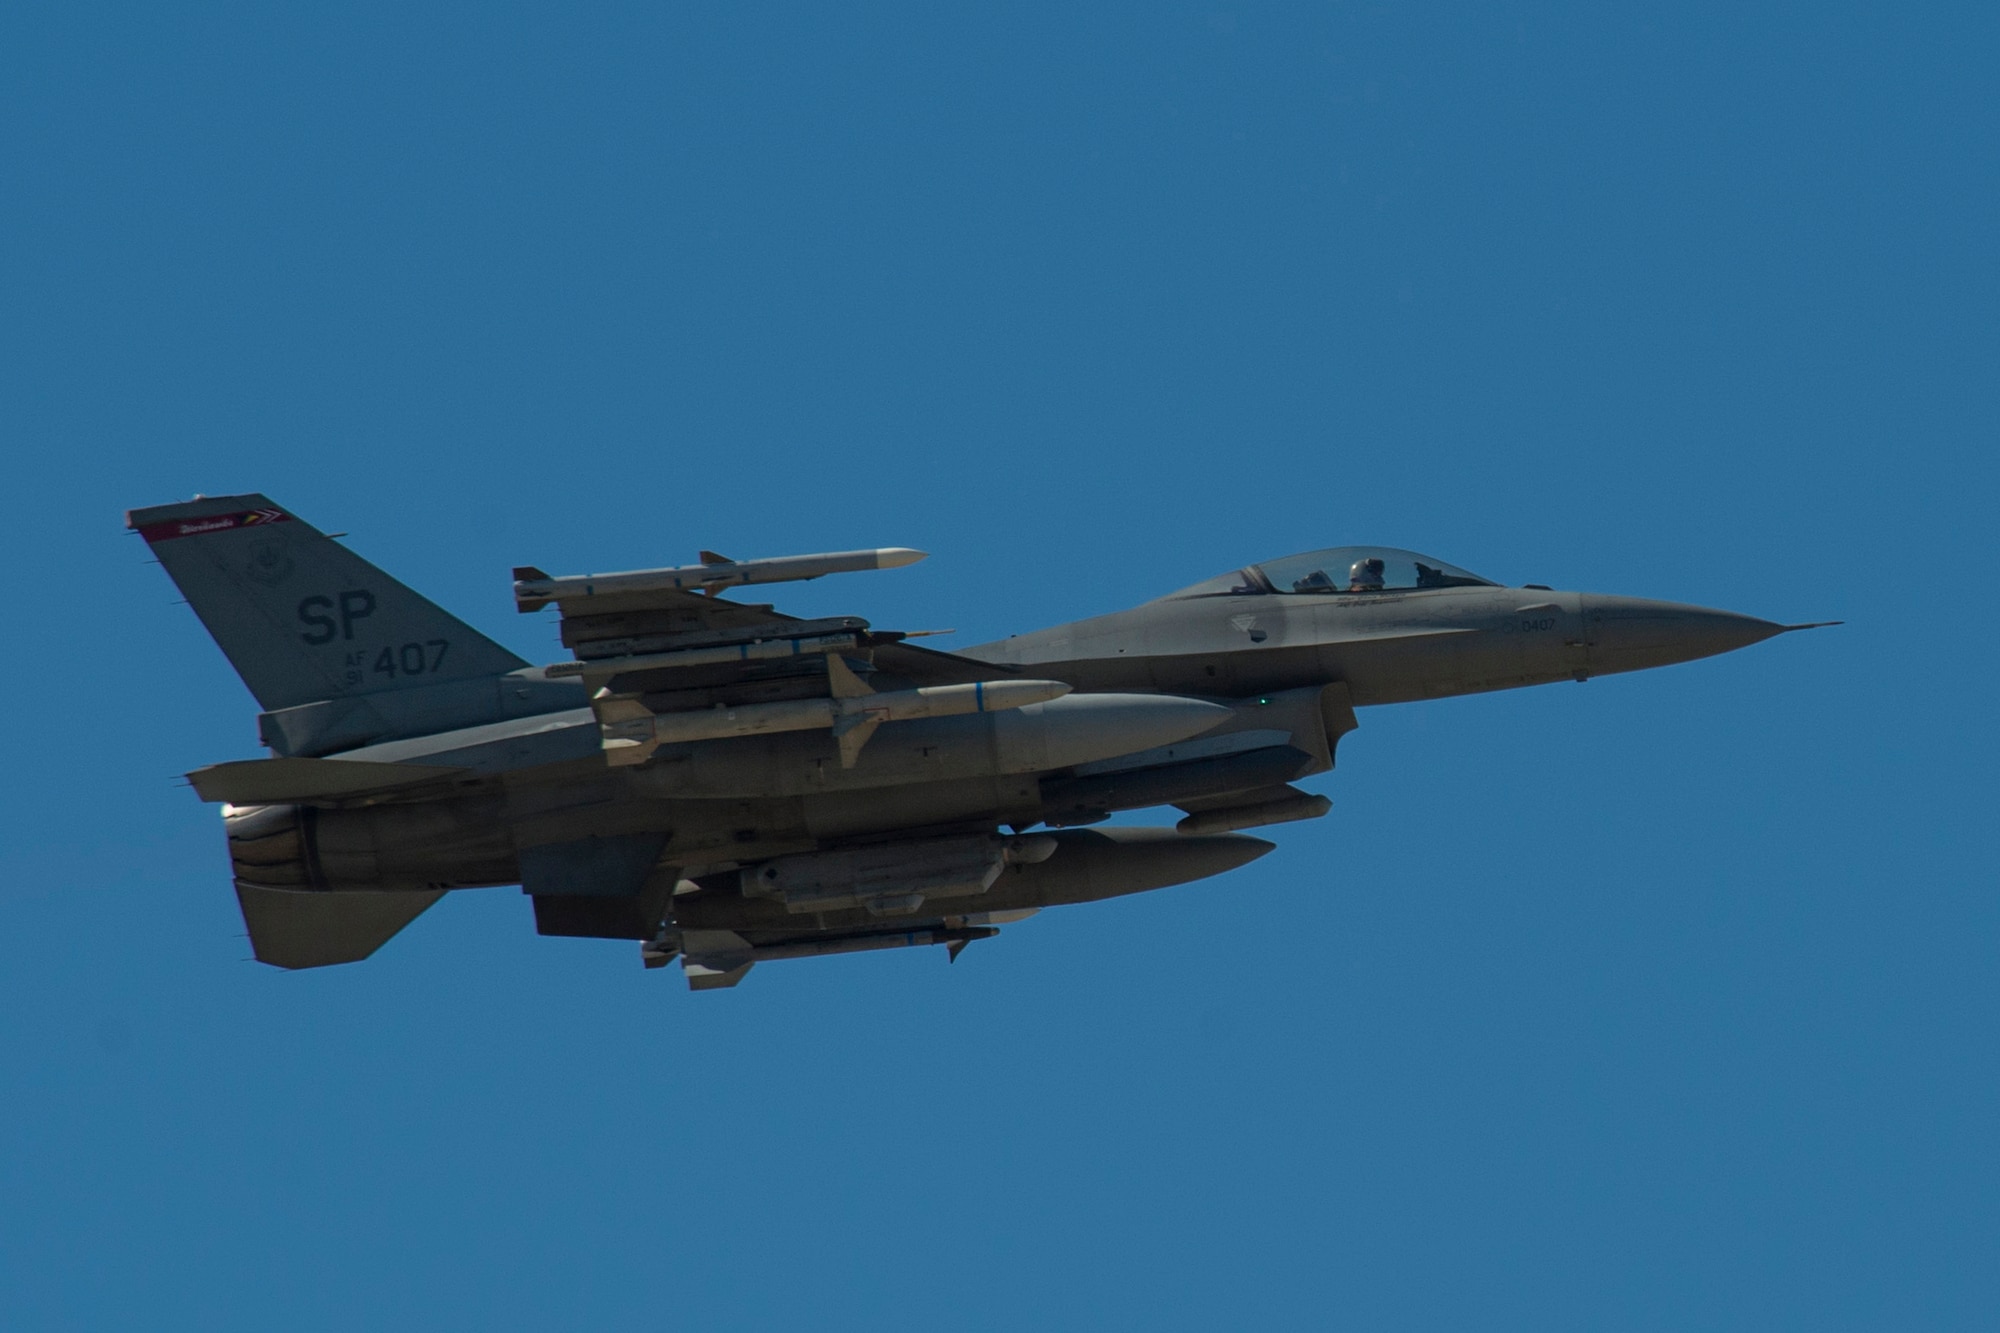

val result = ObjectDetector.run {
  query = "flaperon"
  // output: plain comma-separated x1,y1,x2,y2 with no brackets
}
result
131,494,1833,990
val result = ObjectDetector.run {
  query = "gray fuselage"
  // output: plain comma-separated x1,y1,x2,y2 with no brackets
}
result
966,584,1784,703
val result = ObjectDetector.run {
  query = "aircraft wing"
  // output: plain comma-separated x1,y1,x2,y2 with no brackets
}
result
525,578,817,659
514,548,1020,766
518,563,1012,681
867,639,1025,686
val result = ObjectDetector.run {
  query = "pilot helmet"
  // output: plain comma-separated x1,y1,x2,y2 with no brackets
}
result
1349,557,1386,589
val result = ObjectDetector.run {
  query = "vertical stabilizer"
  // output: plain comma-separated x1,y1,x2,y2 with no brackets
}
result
129,494,526,712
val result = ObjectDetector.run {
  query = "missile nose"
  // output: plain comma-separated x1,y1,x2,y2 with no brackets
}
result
1581,595,1787,674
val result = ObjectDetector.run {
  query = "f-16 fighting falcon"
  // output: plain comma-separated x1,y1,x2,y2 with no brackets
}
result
131,495,1832,989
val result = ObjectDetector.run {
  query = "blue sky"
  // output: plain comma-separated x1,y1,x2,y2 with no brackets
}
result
2,4,1995,1328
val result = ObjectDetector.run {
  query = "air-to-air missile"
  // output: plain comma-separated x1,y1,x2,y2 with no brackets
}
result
511,547,928,607
593,658,1076,767
130,494,1831,988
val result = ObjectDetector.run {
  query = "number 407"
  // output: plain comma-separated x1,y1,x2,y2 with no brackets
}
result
372,640,450,678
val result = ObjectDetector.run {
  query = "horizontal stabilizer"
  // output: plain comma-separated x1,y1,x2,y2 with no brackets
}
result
188,757,467,805
235,883,444,968
867,640,1025,684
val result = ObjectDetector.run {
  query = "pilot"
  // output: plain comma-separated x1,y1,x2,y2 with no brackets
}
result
1348,557,1386,592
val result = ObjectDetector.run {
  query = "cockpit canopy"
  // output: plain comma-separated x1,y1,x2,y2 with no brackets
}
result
1164,546,1499,599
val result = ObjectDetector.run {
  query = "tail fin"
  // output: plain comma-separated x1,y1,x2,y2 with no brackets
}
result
129,493,527,712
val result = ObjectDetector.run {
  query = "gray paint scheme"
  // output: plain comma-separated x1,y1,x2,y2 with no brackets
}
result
132,498,1826,988
130,494,528,714
233,883,446,969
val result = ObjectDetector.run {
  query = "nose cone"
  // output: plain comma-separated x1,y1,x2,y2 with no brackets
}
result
1582,595,1786,675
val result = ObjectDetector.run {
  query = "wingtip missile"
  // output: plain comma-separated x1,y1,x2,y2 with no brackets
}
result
513,547,929,610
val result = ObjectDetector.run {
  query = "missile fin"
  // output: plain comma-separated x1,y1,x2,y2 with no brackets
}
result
590,691,660,766
591,692,652,722
834,712,884,769
681,930,755,990
685,959,753,990
828,657,884,766
640,932,680,969
825,654,873,699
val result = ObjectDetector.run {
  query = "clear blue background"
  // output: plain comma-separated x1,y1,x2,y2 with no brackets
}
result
3,4,1994,1328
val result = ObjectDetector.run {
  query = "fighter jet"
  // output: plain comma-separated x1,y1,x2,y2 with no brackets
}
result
130,495,1831,989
